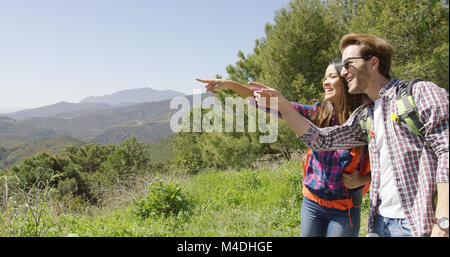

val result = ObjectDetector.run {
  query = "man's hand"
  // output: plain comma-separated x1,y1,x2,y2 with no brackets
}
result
248,82,289,109
431,183,449,237
431,224,449,237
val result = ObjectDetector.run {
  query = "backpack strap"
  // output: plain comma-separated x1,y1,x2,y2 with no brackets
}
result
394,79,425,136
358,106,371,141
302,148,312,178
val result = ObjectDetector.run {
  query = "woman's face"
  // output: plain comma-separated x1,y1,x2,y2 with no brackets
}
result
323,64,344,105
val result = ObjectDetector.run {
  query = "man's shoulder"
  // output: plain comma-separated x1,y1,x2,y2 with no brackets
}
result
411,80,449,100
393,79,448,98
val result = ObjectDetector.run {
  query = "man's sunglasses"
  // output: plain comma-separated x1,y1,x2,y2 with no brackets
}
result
342,55,373,70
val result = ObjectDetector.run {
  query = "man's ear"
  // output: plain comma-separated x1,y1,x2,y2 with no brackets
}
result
370,56,380,71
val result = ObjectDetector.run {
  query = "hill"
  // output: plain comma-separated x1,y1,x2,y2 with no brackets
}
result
80,87,185,105
0,116,59,141
0,134,28,148
0,135,87,169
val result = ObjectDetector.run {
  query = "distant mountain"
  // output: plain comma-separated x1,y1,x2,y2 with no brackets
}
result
0,92,212,168
6,102,115,120
80,87,185,105
0,93,210,146
0,116,15,123
4,88,185,121
0,107,24,114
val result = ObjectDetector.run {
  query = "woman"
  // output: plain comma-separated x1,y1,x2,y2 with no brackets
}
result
196,59,371,237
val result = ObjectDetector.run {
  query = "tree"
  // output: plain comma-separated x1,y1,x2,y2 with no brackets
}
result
349,0,449,89
63,144,114,174
257,0,345,104
101,137,151,179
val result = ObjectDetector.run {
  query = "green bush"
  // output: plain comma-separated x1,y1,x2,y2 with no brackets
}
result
63,143,114,174
132,179,191,219
102,137,151,180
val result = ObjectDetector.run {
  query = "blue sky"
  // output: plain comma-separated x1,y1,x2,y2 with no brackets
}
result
0,0,291,110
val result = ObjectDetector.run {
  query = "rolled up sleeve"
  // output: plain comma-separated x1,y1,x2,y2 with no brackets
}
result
416,82,449,183
298,105,369,151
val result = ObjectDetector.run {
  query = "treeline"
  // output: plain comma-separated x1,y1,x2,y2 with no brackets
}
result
172,0,449,173
0,137,169,206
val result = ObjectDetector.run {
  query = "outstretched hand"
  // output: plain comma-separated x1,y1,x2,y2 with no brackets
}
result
248,81,287,107
195,78,229,94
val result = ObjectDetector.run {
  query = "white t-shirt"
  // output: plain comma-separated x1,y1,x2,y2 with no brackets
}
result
373,98,406,218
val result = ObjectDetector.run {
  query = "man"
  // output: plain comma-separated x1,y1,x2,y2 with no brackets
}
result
257,34,448,237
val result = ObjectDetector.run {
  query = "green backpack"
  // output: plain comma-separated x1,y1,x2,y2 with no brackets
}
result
359,79,425,140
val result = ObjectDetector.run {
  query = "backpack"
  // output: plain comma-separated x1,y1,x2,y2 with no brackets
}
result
301,147,371,207
359,79,425,140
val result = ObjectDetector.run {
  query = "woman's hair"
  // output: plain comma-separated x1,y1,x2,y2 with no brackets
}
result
310,59,364,128
339,33,394,79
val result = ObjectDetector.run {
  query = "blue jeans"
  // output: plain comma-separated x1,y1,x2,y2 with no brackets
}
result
371,213,413,237
300,197,361,237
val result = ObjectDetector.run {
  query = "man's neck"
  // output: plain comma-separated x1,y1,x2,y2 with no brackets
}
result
366,75,390,102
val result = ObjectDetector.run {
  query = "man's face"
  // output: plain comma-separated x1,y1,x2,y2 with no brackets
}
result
340,45,371,95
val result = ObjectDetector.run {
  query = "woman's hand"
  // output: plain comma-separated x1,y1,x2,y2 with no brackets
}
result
195,78,231,94
342,171,370,189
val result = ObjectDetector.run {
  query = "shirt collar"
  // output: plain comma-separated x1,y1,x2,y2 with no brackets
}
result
379,78,400,97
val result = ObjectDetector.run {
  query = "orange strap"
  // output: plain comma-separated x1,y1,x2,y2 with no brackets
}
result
302,148,312,178
302,186,353,211
343,148,361,174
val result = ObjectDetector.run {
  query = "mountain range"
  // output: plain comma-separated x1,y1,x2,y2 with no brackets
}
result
80,87,185,105
6,87,186,120
0,87,209,169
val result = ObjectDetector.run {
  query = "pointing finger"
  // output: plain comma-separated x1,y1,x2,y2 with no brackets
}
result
195,78,212,83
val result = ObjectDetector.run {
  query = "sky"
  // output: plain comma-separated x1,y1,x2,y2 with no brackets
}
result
0,0,292,111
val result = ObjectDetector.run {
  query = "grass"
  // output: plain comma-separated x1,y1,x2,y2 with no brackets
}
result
0,159,370,237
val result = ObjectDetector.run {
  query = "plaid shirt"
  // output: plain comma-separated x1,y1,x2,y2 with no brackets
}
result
250,93,368,200
299,79,449,237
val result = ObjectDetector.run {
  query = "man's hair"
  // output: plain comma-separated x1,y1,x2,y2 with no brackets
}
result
339,33,394,79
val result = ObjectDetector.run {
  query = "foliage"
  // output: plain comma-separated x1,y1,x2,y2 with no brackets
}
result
0,173,63,236
0,135,86,170
256,0,343,104
348,0,449,89
2,137,163,205
172,0,448,175
1,158,371,237
132,179,191,218
171,130,206,174
101,137,151,180
0,0,447,238
64,143,114,174
171,104,292,173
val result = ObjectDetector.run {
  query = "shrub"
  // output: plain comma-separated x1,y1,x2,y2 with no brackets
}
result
132,179,190,218
102,137,151,180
